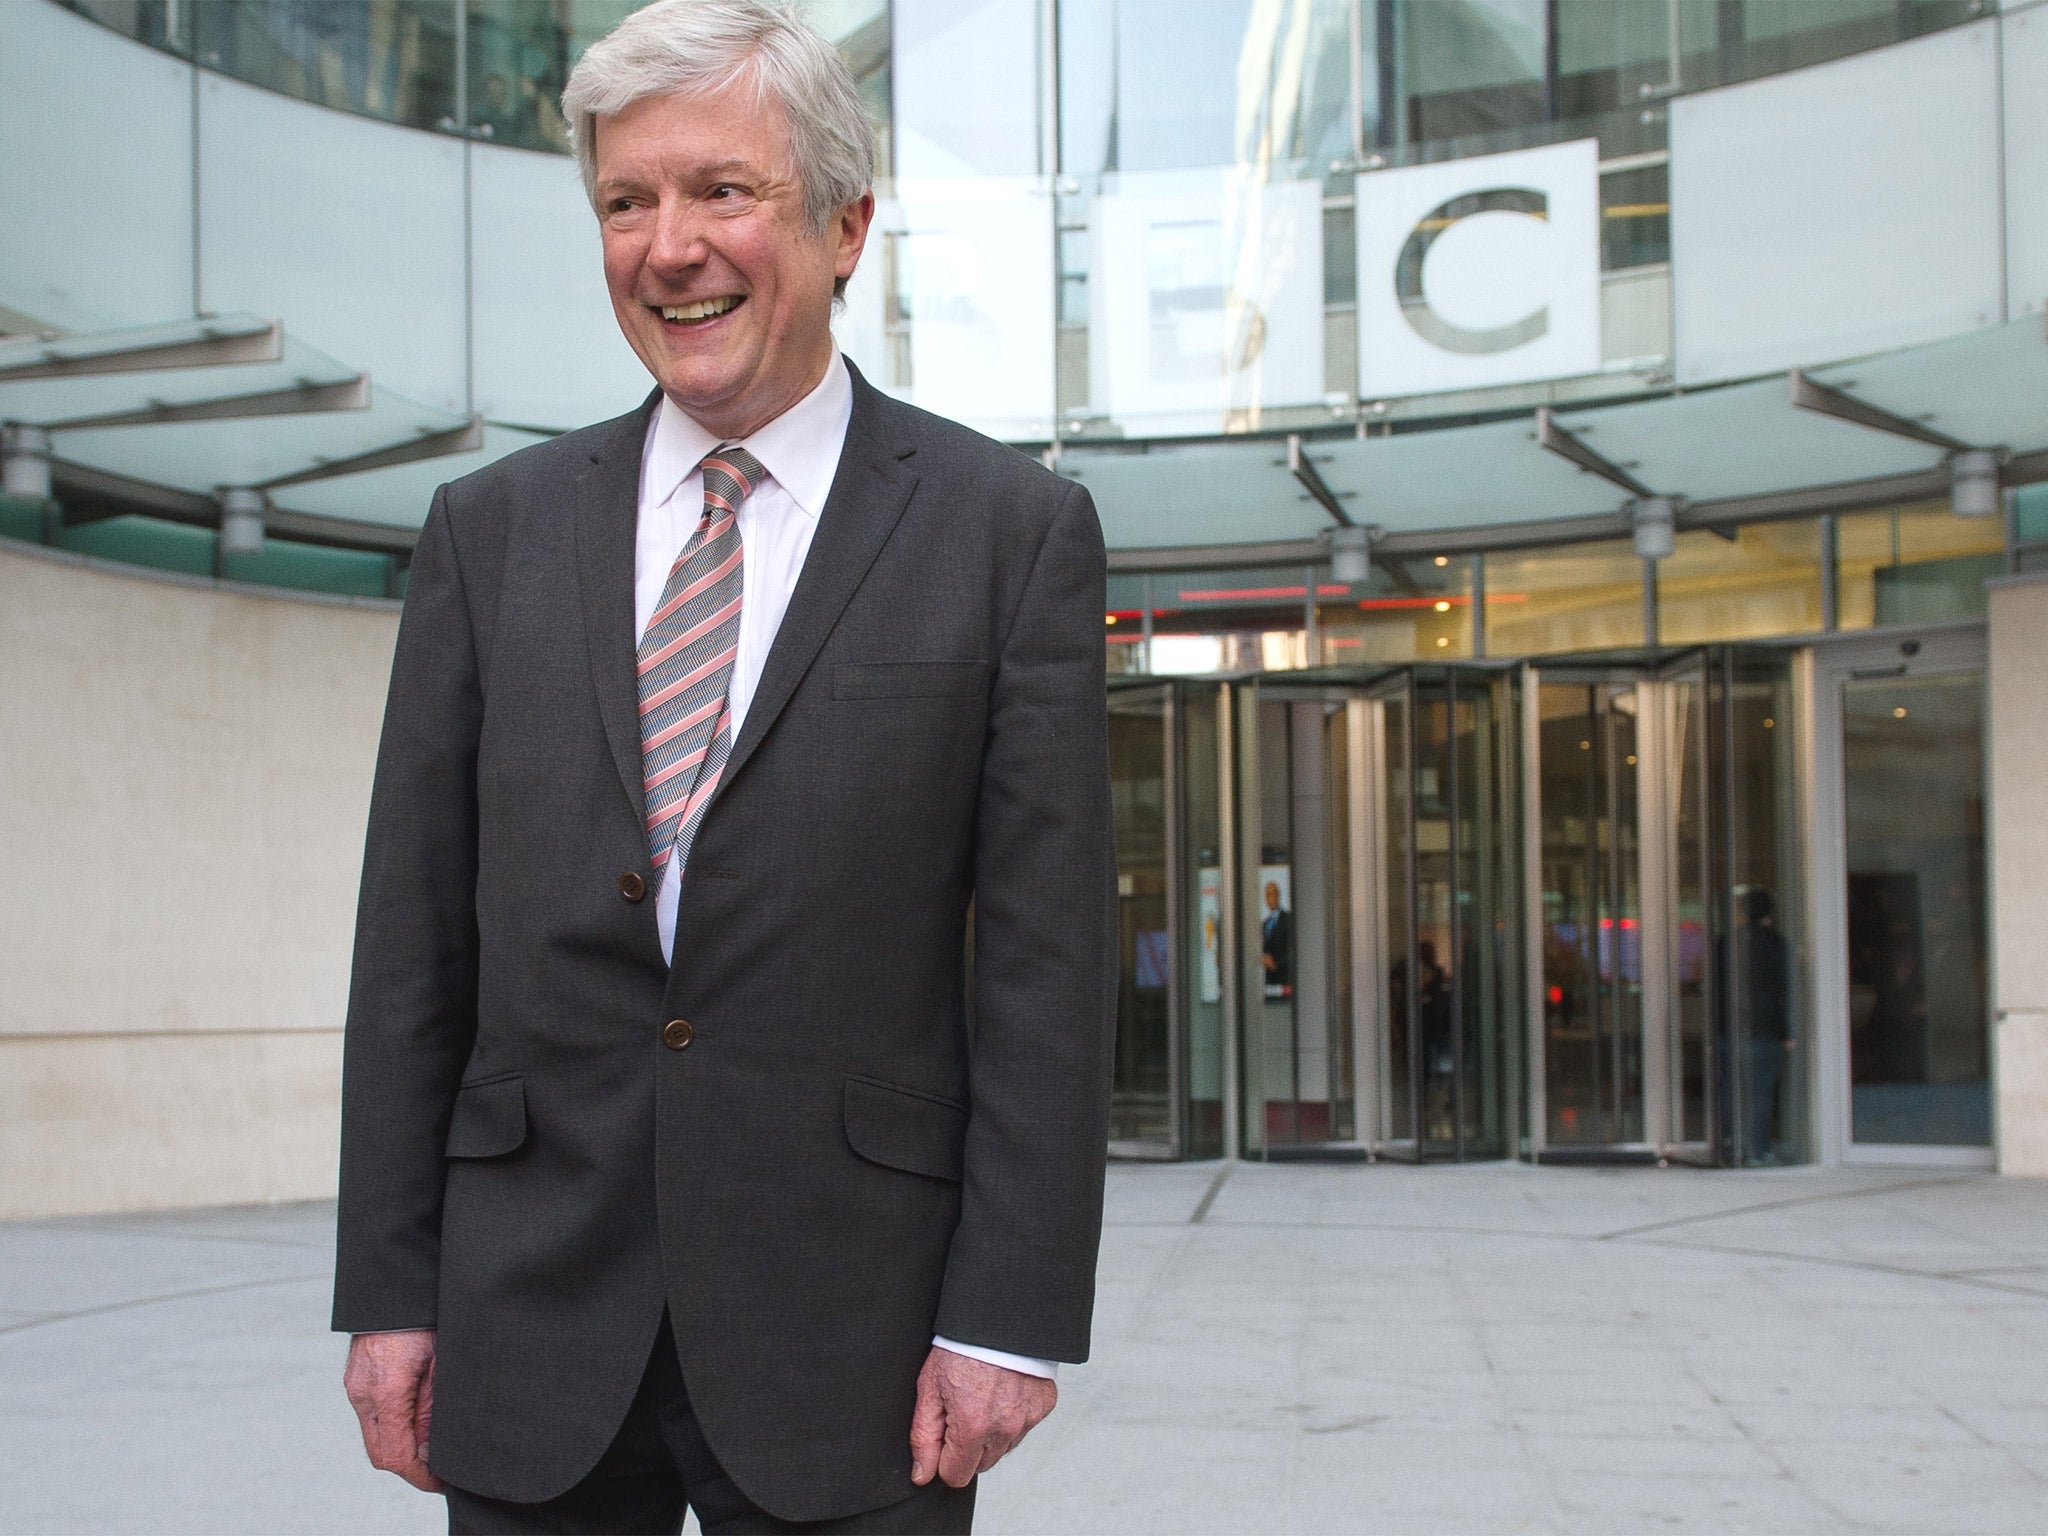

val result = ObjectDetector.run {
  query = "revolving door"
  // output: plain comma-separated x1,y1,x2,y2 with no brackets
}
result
1237,667,1524,1162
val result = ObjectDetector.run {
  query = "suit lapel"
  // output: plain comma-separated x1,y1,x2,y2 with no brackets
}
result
574,389,665,829
719,366,919,792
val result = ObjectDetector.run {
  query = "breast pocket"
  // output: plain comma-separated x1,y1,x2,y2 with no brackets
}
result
833,660,989,701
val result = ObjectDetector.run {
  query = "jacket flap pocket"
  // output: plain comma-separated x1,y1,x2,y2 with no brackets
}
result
834,661,989,700
445,1075,527,1159
843,1076,967,1182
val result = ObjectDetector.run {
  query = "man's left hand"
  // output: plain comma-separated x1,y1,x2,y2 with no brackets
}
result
909,1346,1057,1489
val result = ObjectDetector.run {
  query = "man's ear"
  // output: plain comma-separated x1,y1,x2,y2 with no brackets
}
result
834,190,876,287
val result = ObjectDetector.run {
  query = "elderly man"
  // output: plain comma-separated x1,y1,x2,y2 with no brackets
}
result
331,3,1115,1531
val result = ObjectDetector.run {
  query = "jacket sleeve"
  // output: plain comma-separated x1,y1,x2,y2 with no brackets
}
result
933,479,1116,1363
331,486,483,1333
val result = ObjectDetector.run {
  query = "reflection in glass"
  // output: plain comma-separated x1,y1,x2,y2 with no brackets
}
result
1657,519,1824,646
1182,685,1227,1156
1391,0,1546,146
1377,668,1519,1159
891,0,1041,177
1108,687,1172,1148
1836,501,2005,630
1720,652,1804,1164
1060,0,1351,178
1484,540,1646,657
196,0,458,132
1537,681,1644,1147
1844,671,1989,1147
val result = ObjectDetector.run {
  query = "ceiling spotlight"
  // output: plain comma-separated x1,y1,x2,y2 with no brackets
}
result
1433,555,1449,568
1328,525,1371,584
1434,599,1452,613
1630,495,1676,560
1951,449,2001,518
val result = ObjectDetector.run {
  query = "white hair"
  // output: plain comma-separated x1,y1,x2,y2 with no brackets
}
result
561,0,874,236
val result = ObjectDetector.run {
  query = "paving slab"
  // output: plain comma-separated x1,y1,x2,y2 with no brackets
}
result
2,1163,2044,1534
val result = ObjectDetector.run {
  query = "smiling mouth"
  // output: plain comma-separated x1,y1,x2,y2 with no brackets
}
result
657,296,744,325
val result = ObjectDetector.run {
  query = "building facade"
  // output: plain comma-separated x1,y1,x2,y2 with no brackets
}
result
3,0,2046,1211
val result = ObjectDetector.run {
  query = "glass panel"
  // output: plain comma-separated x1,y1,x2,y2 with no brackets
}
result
1722,650,1806,1164
1537,681,1644,1147
1059,0,1351,178
1108,687,1172,1148
1381,682,1416,1143
466,0,635,152
1484,540,1646,657
194,1,458,132
1844,671,1989,1147
1837,501,2005,629
1392,0,1547,148
1324,702,1358,1142
891,0,1041,177
1319,556,1478,664
1659,521,1824,646
1252,698,1295,1146
1412,685,1459,1150
1183,684,1227,1157
1666,667,1712,1145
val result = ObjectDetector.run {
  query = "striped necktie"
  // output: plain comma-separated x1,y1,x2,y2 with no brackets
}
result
637,444,765,880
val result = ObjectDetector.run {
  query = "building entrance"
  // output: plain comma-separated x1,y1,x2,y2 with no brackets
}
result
1103,647,1803,1167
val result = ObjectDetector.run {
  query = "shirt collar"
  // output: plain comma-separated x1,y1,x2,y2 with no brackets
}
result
640,349,852,522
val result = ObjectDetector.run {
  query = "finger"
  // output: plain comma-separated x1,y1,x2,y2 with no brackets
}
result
936,1414,985,1490
973,1431,1017,1476
908,1355,946,1486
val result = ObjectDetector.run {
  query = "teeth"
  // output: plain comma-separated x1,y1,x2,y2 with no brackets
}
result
661,297,741,322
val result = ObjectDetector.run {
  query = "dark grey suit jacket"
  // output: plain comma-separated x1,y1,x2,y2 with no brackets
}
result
331,362,1116,1521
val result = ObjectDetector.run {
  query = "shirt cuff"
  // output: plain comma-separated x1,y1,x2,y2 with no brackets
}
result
932,1336,1059,1380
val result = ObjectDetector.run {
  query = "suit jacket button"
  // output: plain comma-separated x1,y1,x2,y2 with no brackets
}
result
619,871,646,902
663,1019,694,1050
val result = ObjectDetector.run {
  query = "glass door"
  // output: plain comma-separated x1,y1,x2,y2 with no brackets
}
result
1654,653,1715,1162
1814,631,1992,1166
1364,666,1523,1161
1532,675,1650,1157
1240,684,1365,1158
1108,683,1177,1156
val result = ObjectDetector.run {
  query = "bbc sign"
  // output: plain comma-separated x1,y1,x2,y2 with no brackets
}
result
1356,138,1603,397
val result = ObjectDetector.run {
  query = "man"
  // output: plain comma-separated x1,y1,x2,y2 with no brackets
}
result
332,3,1115,1531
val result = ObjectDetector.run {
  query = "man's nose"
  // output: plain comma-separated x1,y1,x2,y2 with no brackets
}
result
644,200,709,279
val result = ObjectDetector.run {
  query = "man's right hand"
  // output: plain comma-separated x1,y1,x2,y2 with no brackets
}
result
344,1329,445,1492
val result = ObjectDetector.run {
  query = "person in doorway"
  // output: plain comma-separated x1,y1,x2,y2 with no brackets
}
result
332,4,1117,1531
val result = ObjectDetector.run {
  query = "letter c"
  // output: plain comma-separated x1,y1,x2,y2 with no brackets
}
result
1394,187,1550,356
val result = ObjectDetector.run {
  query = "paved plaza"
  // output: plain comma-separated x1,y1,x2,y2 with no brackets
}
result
2,1161,2045,1534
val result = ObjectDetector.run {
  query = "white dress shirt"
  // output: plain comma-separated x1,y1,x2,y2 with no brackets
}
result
633,352,1056,1383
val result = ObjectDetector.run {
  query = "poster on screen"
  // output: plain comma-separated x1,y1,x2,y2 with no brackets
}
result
1355,138,1603,398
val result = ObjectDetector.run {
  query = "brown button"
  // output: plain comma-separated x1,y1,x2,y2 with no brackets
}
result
619,871,646,902
662,1018,694,1050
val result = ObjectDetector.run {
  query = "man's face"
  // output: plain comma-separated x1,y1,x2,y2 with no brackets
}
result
1265,883,1280,913
593,81,872,441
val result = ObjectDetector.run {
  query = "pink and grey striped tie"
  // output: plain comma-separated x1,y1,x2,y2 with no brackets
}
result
637,444,765,880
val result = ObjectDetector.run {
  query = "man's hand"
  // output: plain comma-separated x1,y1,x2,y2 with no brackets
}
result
344,1329,445,1493
909,1346,1057,1489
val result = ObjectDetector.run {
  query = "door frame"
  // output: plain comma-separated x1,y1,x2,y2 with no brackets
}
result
1809,624,1993,1169
1105,679,1184,1161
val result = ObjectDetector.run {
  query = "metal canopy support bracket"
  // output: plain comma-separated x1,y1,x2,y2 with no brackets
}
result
254,415,485,491
1533,406,1655,499
35,374,371,433
1786,368,1972,454
0,318,282,383
1287,433,1356,526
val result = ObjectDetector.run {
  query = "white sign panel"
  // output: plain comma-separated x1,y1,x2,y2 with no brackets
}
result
1090,170,1325,434
835,178,1056,440
1356,138,1601,397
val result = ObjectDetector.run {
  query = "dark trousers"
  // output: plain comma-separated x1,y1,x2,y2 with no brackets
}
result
445,1314,975,1535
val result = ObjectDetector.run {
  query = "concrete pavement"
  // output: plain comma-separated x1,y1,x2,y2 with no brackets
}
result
3,1161,2045,1533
